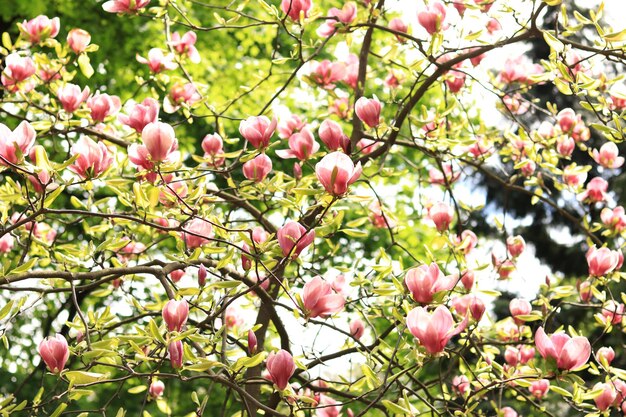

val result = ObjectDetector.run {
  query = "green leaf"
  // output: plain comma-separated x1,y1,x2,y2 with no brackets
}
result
128,385,147,394
78,54,94,78
148,319,166,345
0,300,13,321
50,403,68,417
9,258,37,275
65,371,107,385
43,185,65,208
550,385,572,397
381,400,411,414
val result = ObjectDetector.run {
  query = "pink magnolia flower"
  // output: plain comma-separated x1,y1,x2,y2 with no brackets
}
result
429,163,460,185
1,53,36,92
577,177,609,203
538,121,558,139
243,153,273,182
562,164,587,188
315,151,362,196
201,133,225,167
614,379,626,407
452,0,466,14
556,135,575,156
369,201,396,229
302,276,346,318
137,48,177,73
38,65,62,84
278,114,307,139
276,128,319,160
181,218,214,249
519,159,536,177
69,137,114,179
406,305,467,354
499,56,544,84
529,379,550,399
601,206,626,232
164,82,201,114
57,84,90,113
446,69,466,93
578,280,592,303
355,96,382,128
38,334,69,373
593,382,617,411
248,329,257,354
509,298,531,324
467,135,493,158
520,346,535,364
417,1,448,35
20,15,60,43
277,220,315,258
239,116,277,149
197,264,208,286
592,142,624,169
308,60,347,90
168,340,183,368
103,0,151,13
451,294,485,321
343,54,359,90
456,230,478,255
0,234,15,253
487,18,502,34
141,122,179,162
458,269,474,290
428,202,454,232
67,29,91,54
503,94,529,115
404,263,455,304
357,138,381,155
158,177,188,205
504,346,520,366
350,319,365,340
596,347,615,366
118,98,160,133
170,31,200,63
266,350,295,390
317,2,357,37
315,395,342,417
557,108,578,133
506,235,525,257
501,407,518,417
118,239,146,261
149,380,165,398
468,48,486,67
224,307,243,328
329,97,351,119
609,86,626,111
87,93,121,122
241,226,270,270
587,246,621,277
572,121,590,142
385,71,401,88
318,120,349,152
534,327,591,370
600,301,625,326
474,0,494,12
452,375,470,396
389,18,409,42
169,269,184,282
281,0,312,21
0,121,36,166
162,299,189,332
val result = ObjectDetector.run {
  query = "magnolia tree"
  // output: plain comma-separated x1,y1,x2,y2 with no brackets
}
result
1,0,626,416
